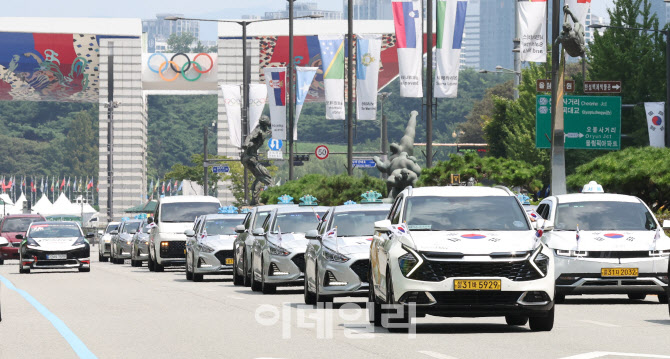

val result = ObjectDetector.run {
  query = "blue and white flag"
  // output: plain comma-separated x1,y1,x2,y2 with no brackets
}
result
435,0,468,98
393,0,423,98
264,67,288,140
318,35,345,119
356,34,382,120
294,67,318,140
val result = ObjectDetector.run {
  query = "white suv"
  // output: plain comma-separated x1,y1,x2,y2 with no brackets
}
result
369,186,555,331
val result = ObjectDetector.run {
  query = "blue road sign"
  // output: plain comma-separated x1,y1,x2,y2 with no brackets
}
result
352,159,376,168
268,138,283,151
212,165,230,174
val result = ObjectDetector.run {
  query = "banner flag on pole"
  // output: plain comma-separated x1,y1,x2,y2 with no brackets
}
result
220,84,242,148
295,67,318,139
518,0,547,63
318,35,346,119
264,67,288,140
356,34,382,120
435,0,468,98
248,84,267,132
393,0,423,98
645,102,666,148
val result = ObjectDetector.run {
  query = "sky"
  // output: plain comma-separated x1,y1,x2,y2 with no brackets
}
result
2,0,617,40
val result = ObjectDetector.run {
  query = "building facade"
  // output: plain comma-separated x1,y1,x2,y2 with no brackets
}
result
264,2,343,20
344,0,393,20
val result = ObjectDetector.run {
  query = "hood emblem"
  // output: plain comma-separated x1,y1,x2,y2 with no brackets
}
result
626,236,635,242
488,237,501,242
595,237,605,241
446,237,461,242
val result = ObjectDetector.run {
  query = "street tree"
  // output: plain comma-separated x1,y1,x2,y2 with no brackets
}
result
167,33,197,53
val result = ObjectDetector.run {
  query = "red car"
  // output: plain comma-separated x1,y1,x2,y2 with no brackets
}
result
0,214,46,264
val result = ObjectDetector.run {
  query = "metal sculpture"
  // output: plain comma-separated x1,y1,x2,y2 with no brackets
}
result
556,5,586,58
241,116,273,205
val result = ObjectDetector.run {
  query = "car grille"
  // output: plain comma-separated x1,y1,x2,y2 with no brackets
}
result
291,253,305,272
350,260,370,283
430,291,523,305
214,250,234,265
160,241,186,259
411,260,542,282
585,251,649,259
26,249,89,260
104,243,111,252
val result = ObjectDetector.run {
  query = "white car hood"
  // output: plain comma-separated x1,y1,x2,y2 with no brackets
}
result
202,235,236,250
409,231,538,254
269,233,308,251
544,230,670,251
157,222,193,234
31,237,81,250
322,236,373,255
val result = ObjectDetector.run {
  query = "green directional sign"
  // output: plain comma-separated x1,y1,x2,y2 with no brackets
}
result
536,95,621,150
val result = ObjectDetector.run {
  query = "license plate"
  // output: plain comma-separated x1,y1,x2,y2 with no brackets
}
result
225,258,234,265
454,279,501,291
601,268,638,277
47,254,67,260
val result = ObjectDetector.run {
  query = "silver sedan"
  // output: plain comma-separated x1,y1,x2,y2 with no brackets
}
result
186,214,246,282
110,220,142,264
131,222,152,267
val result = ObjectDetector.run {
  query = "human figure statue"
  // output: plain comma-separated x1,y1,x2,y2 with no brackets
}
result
241,116,273,205
555,5,586,58
373,111,422,198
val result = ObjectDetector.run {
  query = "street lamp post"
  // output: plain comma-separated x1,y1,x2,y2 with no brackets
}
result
378,92,392,179
479,66,521,100
347,0,354,176
590,23,670,148
288,0,296,181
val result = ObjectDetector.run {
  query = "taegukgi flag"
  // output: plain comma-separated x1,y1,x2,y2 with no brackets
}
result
435,0,467,98
318,35,346,120
518,0,547,63
220,84,242,148
248,84,267,132
565,0,591,26
356,34,382,120
295,67,318,140
393,0,423,98
264,67,288,140
645,102,666,148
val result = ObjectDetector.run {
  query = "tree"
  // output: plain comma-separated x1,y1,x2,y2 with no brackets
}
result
458,80,514,143
567,147,670,209
167,33,197,53
260,174,386,206
64,110,98,178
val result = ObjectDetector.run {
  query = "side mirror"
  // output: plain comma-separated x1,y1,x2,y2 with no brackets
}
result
15,234,24,240
184,229,195,237
235,225,246,234
86,233,95,239
110,230,118,235
147,217,154,224
374,219,392,233
305,230,320,240
0,237,8,247
129,229,137,235
663,220,670,230
252,228,265,236
97,230,104,236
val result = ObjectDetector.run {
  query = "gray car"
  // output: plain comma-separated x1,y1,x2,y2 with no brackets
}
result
110,220,142,264
131,221,152,267
186,213,246,281
304,203,391,304
232,205,287,286
250,206,327,294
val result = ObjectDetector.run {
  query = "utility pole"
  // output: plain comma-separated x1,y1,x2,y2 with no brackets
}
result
105,45,117,223
241,22,250,203
425,0,434,168
550,0,566,195
379,92,391,180
288,0,296,180
203,125,208,196
513,0,521,100
347,0,354,175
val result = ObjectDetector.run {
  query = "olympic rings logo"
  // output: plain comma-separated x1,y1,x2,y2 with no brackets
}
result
147,53,214,82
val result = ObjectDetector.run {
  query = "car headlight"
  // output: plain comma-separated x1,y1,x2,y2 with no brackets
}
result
530,246,549,277
26,237,40,247
199,243,216,253
268,241,291,256
649,250,670,257
322,246,349,263
398,245,422,277
73,237,88,246
104,238,111,243
555,249,588,257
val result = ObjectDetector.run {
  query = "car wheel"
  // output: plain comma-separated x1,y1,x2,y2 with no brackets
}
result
79,267,90,273
261,257,276,294
0,258,4,265
315,268,332,304
658,293,668,304
148,252,155,271
186,253,194,280
529,307,555,332
250,255,261,292
233,256,243,286
243,251,252,287
19,255,29,274
154,255,164,272
505,315,529,326
304,277,316,305
383,269,410,332
368,269,382,327
628,293,646,301
554,293,566,304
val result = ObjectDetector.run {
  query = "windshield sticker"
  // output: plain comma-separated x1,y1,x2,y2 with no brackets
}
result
408,225,431,230
461,234,486,239
604,233,624,238
513,221,525,228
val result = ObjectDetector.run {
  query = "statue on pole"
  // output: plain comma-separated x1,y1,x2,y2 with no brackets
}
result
555,5,586,58
241,116,273,205
373,110,422,198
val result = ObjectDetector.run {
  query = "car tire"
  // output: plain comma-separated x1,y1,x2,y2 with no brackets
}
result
99,252,108,262
148,252,155,271
193,272,203,282
79,267,90,273
155,260,164,272
658,293,668,304
19,257,30,274
628,293,646,301
529,307,554,332
554,293,566,304
505,315,529,326
315,269,332,304
243,250,251,287
0,258,4,265
383,270,410,332
368,269,382,327
304,277,316,305
233,256,243,286
261,257,276,294
250,255,261,292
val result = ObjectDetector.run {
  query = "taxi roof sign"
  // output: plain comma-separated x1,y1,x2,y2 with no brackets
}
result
582,181,604,193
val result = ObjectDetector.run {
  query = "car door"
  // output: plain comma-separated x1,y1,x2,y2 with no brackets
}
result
372,195,403,296
306,209,331,287
253,210,274,275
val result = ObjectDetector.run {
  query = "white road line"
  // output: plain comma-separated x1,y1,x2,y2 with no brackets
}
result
560,352,670,359
579,319,620,328
418,350,459,359
227,295,244,300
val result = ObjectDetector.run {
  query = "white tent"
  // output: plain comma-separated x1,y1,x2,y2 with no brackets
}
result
32,194,53,215
47,193,74,215
0,194,13,206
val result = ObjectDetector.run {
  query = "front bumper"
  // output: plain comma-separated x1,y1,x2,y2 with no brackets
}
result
115,241,133,259
194,249,235,274
100,242,111,256
264,251,306,285
318,253,370,297
22,245,91,269
554,255,669,295
156,239,186,265
132,242,149,261
0,243,20,259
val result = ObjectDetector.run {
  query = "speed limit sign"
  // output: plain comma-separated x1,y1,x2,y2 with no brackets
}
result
315,145,329,160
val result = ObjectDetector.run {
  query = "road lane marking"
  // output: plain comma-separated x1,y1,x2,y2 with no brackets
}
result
0,275,97,359
579,319,620,328
560,352,670,359
228,295,244,300
418,350,459,359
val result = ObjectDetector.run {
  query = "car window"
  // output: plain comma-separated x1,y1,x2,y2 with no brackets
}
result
2,217,42,232
331,210,389,237
555,201,657,231
160,202,221,223
122,222,141,233
318,210,331,234
205,218,244,235
388,196,403,224
272,212,321,234
106,224,119,233
242,212,252,229
536,204,548,219
29,223,82,238
256,211,271,230
262,212,273,232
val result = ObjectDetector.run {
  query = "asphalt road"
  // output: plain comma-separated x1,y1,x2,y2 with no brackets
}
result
1,248,670,359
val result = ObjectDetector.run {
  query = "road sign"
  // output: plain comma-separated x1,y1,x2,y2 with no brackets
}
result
267,150,283,160
315,145,329,160
536,95,622,150
352,159,376,168
536,79,575,93
268,138,283,151
212,165,230,174
584,81,622,94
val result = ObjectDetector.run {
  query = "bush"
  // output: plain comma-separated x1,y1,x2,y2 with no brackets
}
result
260,174,387,206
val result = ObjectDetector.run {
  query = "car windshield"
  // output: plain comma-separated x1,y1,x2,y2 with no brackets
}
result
122,222,141,233
2,217,41,232
29,224,82,238
404,196,530,231
141,225,152,234
106,224,119,233
160,202,220,223
555,201,657,231
272,212,322,234
205,218,244,235
331,211,389,237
